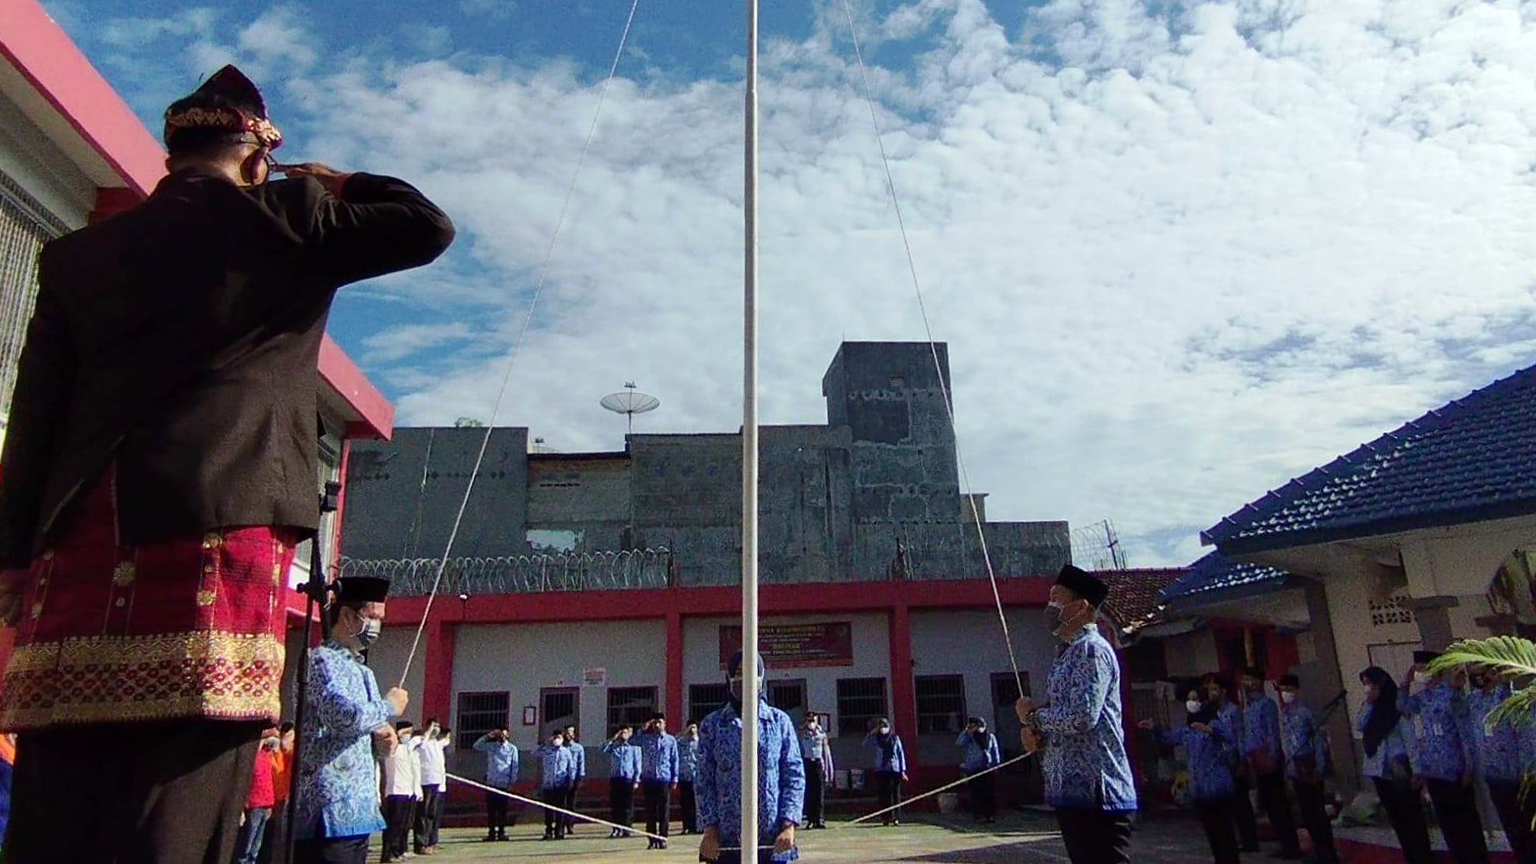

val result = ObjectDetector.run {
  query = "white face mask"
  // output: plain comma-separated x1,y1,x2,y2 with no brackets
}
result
1281,691,1297,705
1186,700,1204,714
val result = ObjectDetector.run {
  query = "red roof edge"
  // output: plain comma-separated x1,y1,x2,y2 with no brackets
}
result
0,0,166,195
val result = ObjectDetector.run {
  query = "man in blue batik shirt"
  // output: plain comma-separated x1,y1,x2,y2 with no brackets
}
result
1469,671,1533,863
472,727,519,841
1404,650,1488,864
698,651,804,864
679,722,702,835
603,726,643,838
637,712,680,850
294,576,409,864
1239,665,1302,859
1015,566,1134,864
1203,673,1259,854
1278,675,1338,864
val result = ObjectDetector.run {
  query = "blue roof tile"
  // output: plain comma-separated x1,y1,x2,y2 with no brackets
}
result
1202,364,1536,554
1163,551,1288,604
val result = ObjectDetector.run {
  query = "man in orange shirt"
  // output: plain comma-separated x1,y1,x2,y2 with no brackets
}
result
262,722,295,864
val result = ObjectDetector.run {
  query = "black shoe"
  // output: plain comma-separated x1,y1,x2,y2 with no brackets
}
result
482,835,497,843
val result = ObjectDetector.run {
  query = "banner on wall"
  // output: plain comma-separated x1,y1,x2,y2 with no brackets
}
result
582,668,607,688
719,622,855,669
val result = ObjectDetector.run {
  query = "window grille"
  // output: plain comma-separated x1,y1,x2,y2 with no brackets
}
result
0,169,68,421
606,686,658,737
1370,594,1415,627
915,675,966,734
835,677,887,736
456,691,510,749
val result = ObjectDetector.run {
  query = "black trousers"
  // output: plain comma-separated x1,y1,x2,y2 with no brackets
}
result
562,780,581,830
293,836,368,864
543,784,569,836
1293,780,1337,863
804,761,825,825
875,771,903,824
1488,779,1536,864
680,781,699,832
4,718,262,864
643,779,672,838
1055,807,1132,864
611,777,637,829
413,787,440,851
1425,778,1490,864
966,770,997,819
1372,778,1434,864
381,795,414,860
486,789,510,837
1231,773,1259,851
1196,798,1241,864
1254,769,1302,854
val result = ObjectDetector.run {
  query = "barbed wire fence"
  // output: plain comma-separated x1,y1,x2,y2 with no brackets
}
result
337,547,673,596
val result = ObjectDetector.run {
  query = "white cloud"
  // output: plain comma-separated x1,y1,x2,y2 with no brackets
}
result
93,0,1536,567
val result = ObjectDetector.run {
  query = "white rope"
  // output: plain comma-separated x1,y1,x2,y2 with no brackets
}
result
445,772,669,842
834,752,1034,828
836,0,1026,699
396,0,645,687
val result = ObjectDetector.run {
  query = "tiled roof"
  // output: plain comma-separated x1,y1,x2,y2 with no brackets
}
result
1098,568,1184,635
1203,363,1536,554
1163,551,1289,604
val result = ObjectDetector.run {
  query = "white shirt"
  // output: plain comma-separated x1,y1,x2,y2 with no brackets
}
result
419,737,449,790
382,737,419,798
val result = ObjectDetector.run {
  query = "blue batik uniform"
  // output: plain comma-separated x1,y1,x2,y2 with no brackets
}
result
862,733,908,774
1242,693,1284,775
955,731,1002,774
1401,682,1474,781
567,741,588,783
1280,703,1327,780
294,642,395,840
538,744,575,789
1036,624,1137,811
1469,685,1522,783
638,730,681,784
602,740,643,781
679,737,701,783
473,734,520,787
1155,726,1236,802
1356,704,1418,779
697,701,805,863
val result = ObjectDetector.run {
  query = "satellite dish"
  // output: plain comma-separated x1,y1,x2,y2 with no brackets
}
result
601,382,660,435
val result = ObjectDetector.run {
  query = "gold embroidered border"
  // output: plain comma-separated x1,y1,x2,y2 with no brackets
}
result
1,631,285,730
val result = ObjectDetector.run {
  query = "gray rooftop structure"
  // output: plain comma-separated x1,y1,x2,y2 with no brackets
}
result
339,342,1069,591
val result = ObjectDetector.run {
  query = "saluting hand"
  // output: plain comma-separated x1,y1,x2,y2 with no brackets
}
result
280,162,353,198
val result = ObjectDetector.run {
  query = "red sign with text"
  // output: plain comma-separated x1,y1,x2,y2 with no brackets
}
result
719,622,855,669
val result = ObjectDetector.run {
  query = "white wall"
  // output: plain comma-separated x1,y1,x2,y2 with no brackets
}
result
908,608,1055,767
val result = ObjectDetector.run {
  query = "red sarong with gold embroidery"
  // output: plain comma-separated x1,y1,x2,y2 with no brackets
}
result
0,467,299,730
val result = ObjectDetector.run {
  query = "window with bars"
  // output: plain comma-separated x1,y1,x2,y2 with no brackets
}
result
456,691,510,749
0,170,67,422
835,678,887,736
689,683,729,725
607,686,658,736
915,675,966,734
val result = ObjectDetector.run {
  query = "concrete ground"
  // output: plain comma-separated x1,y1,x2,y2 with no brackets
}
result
381,811,1244,863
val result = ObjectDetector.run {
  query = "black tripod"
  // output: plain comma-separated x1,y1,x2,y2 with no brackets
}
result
282,481,342,862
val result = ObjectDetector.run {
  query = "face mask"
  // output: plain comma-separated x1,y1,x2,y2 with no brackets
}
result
1186,700,1204,714
729,677,744,700
1281,691,1297,705
1044,604,1066,635
878,725,890,735
354,617,381,648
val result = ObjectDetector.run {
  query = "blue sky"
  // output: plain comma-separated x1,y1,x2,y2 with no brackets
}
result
41,0,1536,567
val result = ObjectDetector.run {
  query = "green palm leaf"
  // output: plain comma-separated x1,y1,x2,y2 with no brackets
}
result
1429,636,1536,680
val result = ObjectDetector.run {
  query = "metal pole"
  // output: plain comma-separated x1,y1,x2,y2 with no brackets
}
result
741,0,761,856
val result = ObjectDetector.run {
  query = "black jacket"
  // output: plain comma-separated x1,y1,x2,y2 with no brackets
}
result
0,168,455,567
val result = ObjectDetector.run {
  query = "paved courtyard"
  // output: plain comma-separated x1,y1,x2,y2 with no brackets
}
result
377,811,1245,863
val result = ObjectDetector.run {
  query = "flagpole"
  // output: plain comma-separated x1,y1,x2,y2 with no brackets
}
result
741,0,761,857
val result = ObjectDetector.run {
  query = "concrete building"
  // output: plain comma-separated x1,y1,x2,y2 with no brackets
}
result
0,1,396,665
1174,360,1536,806
348,342,1086,811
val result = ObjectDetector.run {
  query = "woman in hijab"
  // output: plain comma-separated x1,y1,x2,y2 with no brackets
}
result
1138,685,1241,864
955,717,1002,823
1357,667,1432,864
862,719,908,826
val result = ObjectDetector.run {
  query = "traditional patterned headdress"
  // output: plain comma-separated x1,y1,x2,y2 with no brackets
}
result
163,65,283,151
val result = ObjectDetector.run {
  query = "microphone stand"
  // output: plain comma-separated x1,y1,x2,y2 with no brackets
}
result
283,481,341,863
